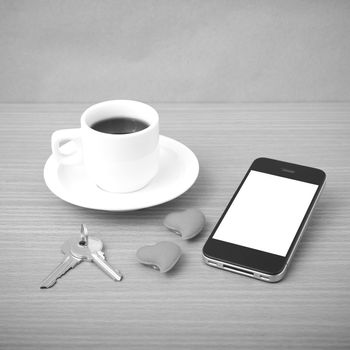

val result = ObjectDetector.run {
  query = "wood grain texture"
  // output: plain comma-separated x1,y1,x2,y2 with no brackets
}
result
0,103,349,350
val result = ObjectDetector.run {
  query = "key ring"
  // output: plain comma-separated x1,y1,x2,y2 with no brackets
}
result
80,224,88,246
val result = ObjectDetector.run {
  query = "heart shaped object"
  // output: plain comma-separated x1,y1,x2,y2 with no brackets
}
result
136,241,182,273
163,208,206,240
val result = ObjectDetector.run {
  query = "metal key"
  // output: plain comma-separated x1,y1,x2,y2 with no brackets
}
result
87,238,123,282
40,239,83,289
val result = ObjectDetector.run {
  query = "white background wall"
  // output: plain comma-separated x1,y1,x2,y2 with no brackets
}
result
1,0,349,103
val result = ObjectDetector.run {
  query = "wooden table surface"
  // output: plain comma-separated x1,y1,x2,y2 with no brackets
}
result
1,103,350,349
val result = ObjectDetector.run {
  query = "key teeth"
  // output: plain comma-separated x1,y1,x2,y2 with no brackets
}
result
91,252,123,282
97,251,105,259
40,282,56,289
40,264,75,289
40,255,81,290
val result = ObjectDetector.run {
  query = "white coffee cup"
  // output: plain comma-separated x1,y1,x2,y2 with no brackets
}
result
51,100,159,193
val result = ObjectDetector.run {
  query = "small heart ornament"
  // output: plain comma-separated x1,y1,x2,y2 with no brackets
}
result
163,208,206,240
136,241,182,273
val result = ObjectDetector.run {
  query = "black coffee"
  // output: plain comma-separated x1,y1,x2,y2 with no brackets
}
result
91,117,149,135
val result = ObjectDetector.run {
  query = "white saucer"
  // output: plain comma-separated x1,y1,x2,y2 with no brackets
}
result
44,135,199,211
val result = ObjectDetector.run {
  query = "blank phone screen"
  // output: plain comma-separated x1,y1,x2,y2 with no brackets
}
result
213,170,318,257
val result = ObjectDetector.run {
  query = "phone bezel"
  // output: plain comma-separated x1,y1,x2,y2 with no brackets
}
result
202,157,326,276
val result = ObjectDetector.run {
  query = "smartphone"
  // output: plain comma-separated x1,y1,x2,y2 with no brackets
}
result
202,158,326,282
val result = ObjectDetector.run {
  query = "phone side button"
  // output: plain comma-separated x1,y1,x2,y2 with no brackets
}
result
207,260,223,268
253,272,270,281
259,276,270,281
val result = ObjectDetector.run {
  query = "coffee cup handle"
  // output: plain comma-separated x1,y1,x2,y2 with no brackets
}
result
51,128,82,162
